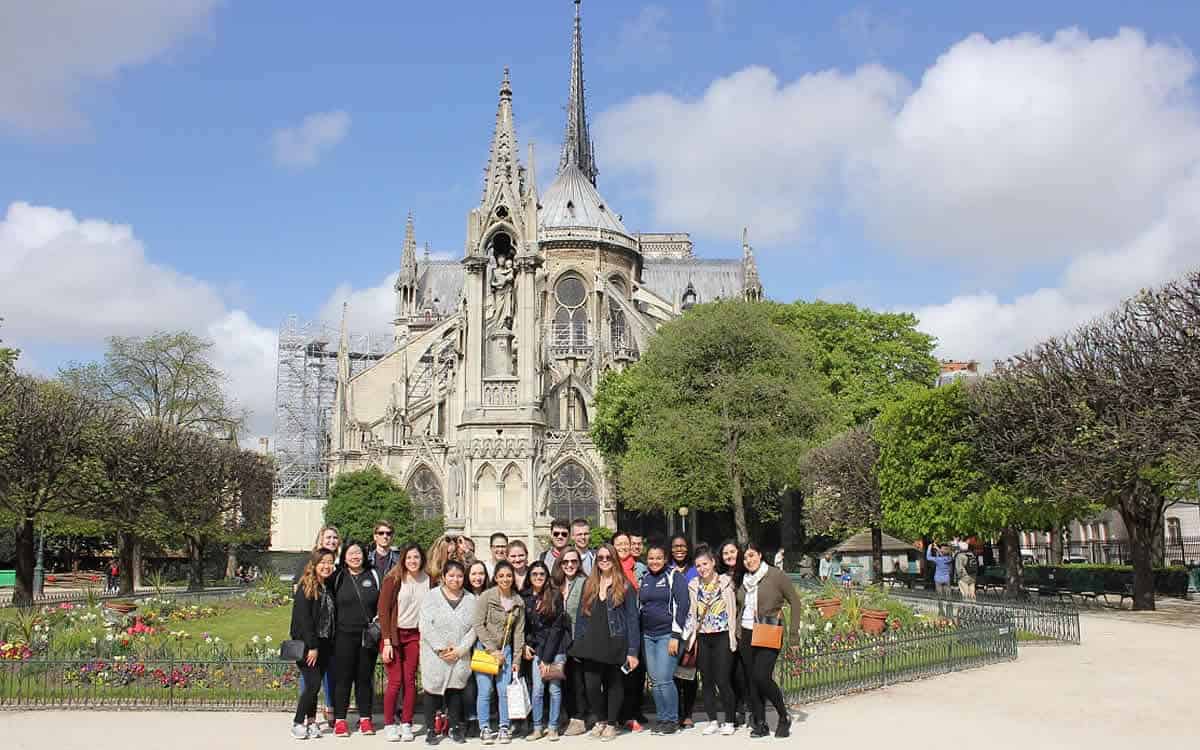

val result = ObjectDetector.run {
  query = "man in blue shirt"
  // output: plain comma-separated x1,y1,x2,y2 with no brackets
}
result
926,542,955,615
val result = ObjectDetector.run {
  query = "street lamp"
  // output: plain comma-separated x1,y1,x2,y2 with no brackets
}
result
32,528,44,597
678,506,689,539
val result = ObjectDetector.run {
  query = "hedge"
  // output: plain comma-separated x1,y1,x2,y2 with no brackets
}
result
1022,564,1190,598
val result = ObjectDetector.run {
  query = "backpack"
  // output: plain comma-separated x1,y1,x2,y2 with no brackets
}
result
961,552,979,576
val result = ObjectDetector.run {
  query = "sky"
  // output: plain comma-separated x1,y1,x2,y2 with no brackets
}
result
2,0,1199,442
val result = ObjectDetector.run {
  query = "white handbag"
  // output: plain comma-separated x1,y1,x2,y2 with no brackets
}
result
506,678,531,720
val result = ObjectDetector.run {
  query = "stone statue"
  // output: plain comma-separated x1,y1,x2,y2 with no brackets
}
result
488,255,516,331
446,448,464,518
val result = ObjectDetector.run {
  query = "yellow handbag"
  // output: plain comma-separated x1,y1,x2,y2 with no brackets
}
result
470,649,501,676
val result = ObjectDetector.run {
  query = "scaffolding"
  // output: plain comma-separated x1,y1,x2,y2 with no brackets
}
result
272,316,392,499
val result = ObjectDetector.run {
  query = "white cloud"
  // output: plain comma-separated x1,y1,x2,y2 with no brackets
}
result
271,110,351,168
318,273,399,337
0,0,219,133
596,65,905,243
0,201,278,440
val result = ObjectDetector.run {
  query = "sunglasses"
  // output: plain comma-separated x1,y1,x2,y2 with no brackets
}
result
552,531,569,538
562,559,580,565
531,571,547,577
375,530,393,536
596,555,613,562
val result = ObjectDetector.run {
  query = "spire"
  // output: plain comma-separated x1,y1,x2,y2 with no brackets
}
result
742,227,763,301
333,302,350,449
482,66,521,204
398,211,418,286
559,0,598,186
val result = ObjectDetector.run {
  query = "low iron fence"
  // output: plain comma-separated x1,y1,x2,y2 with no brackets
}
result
887,588,1081,644
0,586,247,610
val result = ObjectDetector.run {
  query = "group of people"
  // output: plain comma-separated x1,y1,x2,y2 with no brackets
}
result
288,518,802,743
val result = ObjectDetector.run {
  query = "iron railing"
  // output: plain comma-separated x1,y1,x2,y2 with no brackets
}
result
883,588,1081,644
0,586,248,610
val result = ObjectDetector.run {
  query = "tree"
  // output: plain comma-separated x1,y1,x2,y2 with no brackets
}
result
593,301,837,543
157,431,235,591
60,331,245,439
800,425,884,582
968,273,1200,609
0,376,109,604
324,467,440,550
0,317,18,373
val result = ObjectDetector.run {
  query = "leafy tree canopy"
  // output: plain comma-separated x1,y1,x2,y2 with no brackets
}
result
324,467,442,551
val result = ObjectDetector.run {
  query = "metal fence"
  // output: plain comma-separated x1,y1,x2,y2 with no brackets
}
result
1023,536,1200,567
886,588,1082,644
0,586,247,610
778,623,1017,705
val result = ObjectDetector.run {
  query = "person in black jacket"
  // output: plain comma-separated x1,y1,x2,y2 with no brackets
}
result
332,541,382,737
290,549,337,740
523,561,570,741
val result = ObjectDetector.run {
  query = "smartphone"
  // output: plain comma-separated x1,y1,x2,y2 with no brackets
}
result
620,662,633,675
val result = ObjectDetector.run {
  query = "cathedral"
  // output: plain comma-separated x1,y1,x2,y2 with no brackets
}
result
325,1,763,549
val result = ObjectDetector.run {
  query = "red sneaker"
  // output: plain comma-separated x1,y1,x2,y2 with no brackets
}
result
625,720,644,733
334,720,350,737
358,718,376,735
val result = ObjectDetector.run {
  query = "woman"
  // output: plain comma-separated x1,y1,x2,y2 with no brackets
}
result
378,543,432,742
458,537,478,566
687,546,737,736
290,549,337,740
507,540,530,591
568,543,640,742
611,532,647,732
638,543,690,735
717,540,747,728
466,560,492,597
296,525,341,727
522,561,570,741
551,550,588,737
668,536,699,729
473,561,525,745
332,540,382,737
737,542,802,739
420,560,478,745
428,537,455,586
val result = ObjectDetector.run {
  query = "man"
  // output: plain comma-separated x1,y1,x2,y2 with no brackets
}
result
485,532,509,577
818,552,839,582
629,534,645,561
954,541,978,600
926,541,955,615
542,518,572,569
570,518,596,575
370,521,400,578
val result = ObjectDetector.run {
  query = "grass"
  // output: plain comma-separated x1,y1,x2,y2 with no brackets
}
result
176,602,290,647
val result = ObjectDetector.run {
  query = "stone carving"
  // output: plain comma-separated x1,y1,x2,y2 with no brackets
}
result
467,437,531,459
445,447,464,518
488,255,516,332
483,382,519,407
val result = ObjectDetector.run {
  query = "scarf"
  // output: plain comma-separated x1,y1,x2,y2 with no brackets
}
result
742,562,770,621
620,556,639,589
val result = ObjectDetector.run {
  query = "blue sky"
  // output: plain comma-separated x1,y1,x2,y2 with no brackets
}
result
2,1,1199,438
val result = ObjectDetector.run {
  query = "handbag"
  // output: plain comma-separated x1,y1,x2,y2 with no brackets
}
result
280,639,307,662
538,660,566,682
471,608,516,675
506,678,531,720
348,569,382,650
751,615,784,650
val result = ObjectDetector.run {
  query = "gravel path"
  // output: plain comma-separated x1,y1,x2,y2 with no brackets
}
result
2,613,1195,747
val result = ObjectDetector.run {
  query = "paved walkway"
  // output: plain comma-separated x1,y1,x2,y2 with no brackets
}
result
1,613,1196,747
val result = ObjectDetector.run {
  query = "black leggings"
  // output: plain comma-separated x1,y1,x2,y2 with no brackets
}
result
582,660,624,725
619,656,646,723
294,639,332,724
333,629,379,721
739,628,784,725
697,632,736,723
425,689,465,730
675,675,698,724
566,657,588,721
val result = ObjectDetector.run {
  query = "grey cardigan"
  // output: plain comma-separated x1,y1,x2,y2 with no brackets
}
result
419,588,478,694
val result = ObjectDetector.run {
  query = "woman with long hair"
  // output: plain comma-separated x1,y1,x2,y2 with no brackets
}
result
638,542,690,735
420,560,478,745
473,560,525,745
611,532,647,732
523,561,570,741
290,549,337,740
737,542,802,739
295,525,341,727
332,540,382,737
427,536,456,586
717,539,747,727
378,543,432,742
551,549,589,737
686,546,738,736
466,560,492,597
568,543,640,742
507,540,530,592
668,535,699,729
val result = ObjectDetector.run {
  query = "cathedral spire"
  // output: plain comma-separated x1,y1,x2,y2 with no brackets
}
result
559,0,598,186
742,227,763,301
398,211,418,286
482,67,521,204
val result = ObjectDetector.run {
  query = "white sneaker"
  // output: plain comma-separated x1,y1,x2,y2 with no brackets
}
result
384,725,401,742
400,724,415,742
719,723,735,736
702,722,720,736
293,724,310,740
308,724,324,740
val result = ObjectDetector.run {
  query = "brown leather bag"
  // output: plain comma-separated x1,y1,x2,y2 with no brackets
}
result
750,616,784,650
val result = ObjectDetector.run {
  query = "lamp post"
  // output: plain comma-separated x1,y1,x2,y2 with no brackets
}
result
678,506,689,542
32,528,45,597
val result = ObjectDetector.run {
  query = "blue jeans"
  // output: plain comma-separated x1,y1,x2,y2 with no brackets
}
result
643,634,681,723
475,644,514,731
531,654,566,731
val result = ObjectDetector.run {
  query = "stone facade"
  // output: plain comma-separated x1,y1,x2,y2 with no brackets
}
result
321,3,762,551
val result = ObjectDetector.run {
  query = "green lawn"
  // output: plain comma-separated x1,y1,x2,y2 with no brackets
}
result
176,602,291,647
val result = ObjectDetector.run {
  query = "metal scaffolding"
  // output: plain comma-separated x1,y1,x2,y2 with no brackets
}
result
272,316,391,498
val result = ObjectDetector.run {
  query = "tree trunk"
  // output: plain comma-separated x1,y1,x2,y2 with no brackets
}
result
1120,509,1157,611
730,468,749,544
225,545,238,580
1050,524,1064,565
13,516,35,607
187,536,205,592
1002,526,1023,597
870,525,883,585
132,540,142,590
117,532,136,595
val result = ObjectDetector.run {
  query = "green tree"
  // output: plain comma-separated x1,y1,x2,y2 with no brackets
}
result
324,467,441,551
60,331,245,439
593,301,836,542
800,425,884,582
0,317,18,373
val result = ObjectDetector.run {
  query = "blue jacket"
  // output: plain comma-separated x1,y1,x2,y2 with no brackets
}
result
926,546,953,584
573,583,642,658
639,568,690,642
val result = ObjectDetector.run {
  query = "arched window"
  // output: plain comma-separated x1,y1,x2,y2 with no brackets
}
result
1167,517,1182,545
406,466,444,520
553,274,589,354
476,464,499,523
548,461,598,524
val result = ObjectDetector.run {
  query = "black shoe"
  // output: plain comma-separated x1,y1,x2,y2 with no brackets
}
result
659,722,678,735
426,730,441,746
750,723,770,738
734,712,745,728
774,716,791,739
450,727,467,744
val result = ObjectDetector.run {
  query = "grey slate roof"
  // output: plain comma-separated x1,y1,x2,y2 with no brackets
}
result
640,258,745,306
829,530,917,555
417,261,465,317
538,164,630,236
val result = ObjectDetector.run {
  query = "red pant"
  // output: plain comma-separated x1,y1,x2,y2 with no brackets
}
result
383,628,420,725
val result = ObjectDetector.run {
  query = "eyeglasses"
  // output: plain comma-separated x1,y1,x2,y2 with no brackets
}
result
492,544,507,550
531,571,547,577
595,555,613,562
562,559,580,566
375,530,393,537
671,544,688,549
552,531,569,538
